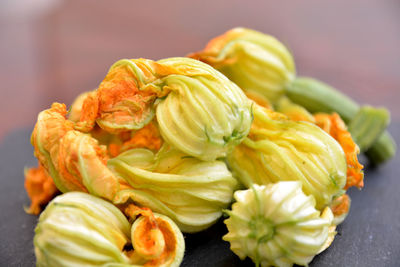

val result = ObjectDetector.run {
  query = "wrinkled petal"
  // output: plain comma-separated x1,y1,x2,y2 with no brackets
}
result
31,103,121,199
24,164,59,215
314,113,364,189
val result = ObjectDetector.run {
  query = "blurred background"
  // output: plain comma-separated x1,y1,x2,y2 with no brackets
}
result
0,0,399,141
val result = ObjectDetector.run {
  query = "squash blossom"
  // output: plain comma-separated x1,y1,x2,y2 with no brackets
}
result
34,192,184,267
273,104,362,223
75,57,252,161
69,92,163,157
108,144,237,233
223,182,334,267
30,57,245,231
189,27,295,104
275,100,364,190
227,103,347,210
31,102,237,233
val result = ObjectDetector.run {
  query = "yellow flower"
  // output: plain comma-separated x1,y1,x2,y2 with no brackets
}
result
109,144,237,233
189,27,295,103
224,182,334,267
227,103,347,210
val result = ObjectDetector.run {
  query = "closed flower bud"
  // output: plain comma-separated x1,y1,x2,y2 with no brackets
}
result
223,182,334,267
156,57,252,161
109,144,237,233
189,27,295,103
227,103,347,210
34,192,132,266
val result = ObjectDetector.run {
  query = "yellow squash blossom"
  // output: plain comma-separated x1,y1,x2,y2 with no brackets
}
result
224,182,334,267
189,27,295,103
109,144,237,233
74,57,252,161
227,103,347,210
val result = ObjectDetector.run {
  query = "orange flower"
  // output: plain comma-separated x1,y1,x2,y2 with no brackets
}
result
314,113,364,189
24,164,58,215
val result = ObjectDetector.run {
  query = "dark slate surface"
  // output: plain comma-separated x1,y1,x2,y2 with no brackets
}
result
0,125,399,267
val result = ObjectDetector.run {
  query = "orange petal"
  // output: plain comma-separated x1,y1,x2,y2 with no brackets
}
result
144,217,178,266
188,28,243,67
75,92,99,132
32,103,122,198
125,204,179,266
120,121,163,153
331,194,351,217
24,164,58,215
125,204,156,226
314,113,364,189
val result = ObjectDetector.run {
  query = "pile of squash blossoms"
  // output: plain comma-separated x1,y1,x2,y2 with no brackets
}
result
25,28,395,267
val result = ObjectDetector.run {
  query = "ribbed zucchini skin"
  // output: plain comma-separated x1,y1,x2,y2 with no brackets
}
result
365,132,397,165
348,106,390,152
286,77,359,122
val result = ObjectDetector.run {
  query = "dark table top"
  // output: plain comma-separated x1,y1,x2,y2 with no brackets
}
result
1,0,399,266
1,126,399,267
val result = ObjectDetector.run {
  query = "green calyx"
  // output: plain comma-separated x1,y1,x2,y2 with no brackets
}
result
248,216,275,243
